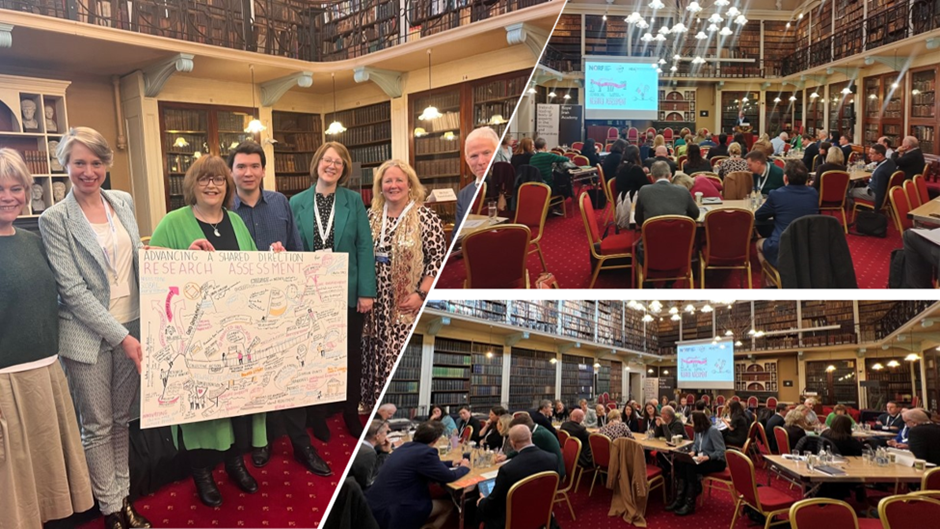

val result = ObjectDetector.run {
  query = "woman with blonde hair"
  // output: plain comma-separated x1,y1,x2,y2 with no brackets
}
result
653,134,666,152
718,142,749,178
39,127,150,527
362,159,445,410
1,148,94,528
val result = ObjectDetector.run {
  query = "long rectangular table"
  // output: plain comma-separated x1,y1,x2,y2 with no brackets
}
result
629,199,752,227
439,445,503,529
908,198,940,226
764,455,925,497
456,214,509,241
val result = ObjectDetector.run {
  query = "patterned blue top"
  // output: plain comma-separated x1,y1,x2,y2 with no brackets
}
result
233,190,303,252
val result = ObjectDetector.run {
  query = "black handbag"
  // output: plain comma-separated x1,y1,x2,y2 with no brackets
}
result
854,211,887,237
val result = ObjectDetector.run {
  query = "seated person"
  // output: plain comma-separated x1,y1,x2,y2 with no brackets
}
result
802,130,827,170
904,408,940,466
682,144,712,175
476,425,559,529
812,146,846,191
479,406,508,451
812,141,831,172
351,419,394,489
456,406,482,443
771,132,789,155
579,399,598,428
893,135,926,180
614,145,649,202
718,142,749,178
675,134,693,157
839,134,855,164
783,409,810,450
655,405,687,439
755,160,819,268
887,408,911,449
875,401,904,434
707,134,729,159
365,421,470,529
765,403,788,453
721,401,750,448
603,139,628,183
699,129,716,147
581,138,601,167
598,409,634,440
552,400,569,423
848,144,895,211
818,415,865,500
560,409,593,468
509,137,535,170
528,137,571,194
428,404,458,438
824,404,857,427
529,399,558,439
643,146,678,175
634,161,700,267
746,150,785,195
498,413,565,478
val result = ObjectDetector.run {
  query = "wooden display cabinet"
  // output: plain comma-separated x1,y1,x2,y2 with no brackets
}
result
271,111,322,200
805,88,825,136
325,101,392,205
910,66,938,156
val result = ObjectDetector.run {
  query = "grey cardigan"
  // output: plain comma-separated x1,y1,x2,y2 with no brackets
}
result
39,190,142,364
693,426,727,461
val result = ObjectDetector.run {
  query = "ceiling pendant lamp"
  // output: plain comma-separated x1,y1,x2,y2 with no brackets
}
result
244,65,266,134
418,50,442,122
325,73,346,135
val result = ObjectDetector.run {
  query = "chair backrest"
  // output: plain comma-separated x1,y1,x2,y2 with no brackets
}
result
731,395,741,402
766,397,778,409
506,471,559,529
579,192,603,249
606,402,617,411
818,171,850,205
514,182,551,233
914,174,930,205
627,127,639,142
464,224,531,288
663,128,674,141
879,495,940,529
714,395,724,406
686,394,695,405
608,127,619,139
684,424,694,440
790,498,860,529
716,405,725,417
596,164,611,202
888,170,906,191
924,467,940,491
710,156,728,168
572,155,590,167
605,143,612,153
561,437,582,489
773,158,785,169
563,152,577,160
588,433,611,468
551,148,564,155
701,394,710,405
727,449,763,510
646,127,656,137
747,396,759,409
557,428,570,447
904,179,922,209
471,181,487,215
491,162,516,195
461,426,472,443
774,426,791,454
888,185,913,232
703,208,754,265
641,215,697,279
606,170,617,205
724,171,754,200
677,154,687,169
571,141,584,152
513,411,529,418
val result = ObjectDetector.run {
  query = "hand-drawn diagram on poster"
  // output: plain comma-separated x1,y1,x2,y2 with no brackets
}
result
138,250,348,428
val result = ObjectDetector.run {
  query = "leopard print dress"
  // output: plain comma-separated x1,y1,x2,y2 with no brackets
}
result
361,206,446,410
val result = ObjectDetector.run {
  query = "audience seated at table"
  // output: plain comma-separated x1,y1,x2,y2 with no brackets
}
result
595,404,609,427
581,137,601,167
875,401,904,434
878,136,895,159
428,404,458,437
603,139,627,182
599,409,635,440
802,129,827,170
698,129,716,147
635,161,699,228
771,132,789,155
553,399,570,423
560,409,594,468
615,145,649,202
644,146,678,175
887,409,910,449
529,138,571,193
812,146,847,190
755,159,819,268
707,134,729,159
499,414,565,478
904,408,940,466
476,425,559,529
529,400,559,438
479,406,508,451
639,400,660,433
802,398,821,425
365,421,470,529
752,136,775,157
721,401,750,448
682,144,712,175
668,411,726,517
838,134,855,163
718,142,749,178
784,409,811,450
456,406,483,443
892,135,926,180
848,144,895,211
622,402,642,432
509,137,534,170
351,420,393,490
748,150,786,195
765,403,788,453
812,141,831,172
818,415,866,501
489,414,513,453
694,399,713,419
825,404,857,427
580,399,598,428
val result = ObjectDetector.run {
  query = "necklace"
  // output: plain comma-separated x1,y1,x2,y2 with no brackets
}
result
194,206,223,237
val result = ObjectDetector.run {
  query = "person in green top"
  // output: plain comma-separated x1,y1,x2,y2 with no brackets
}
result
149,155,267,508
496,413,565,478
746,150,786,195
528,137,571,194
824,404,857,427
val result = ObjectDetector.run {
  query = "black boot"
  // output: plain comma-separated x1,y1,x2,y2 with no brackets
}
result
665,480,687,512
192,467,223,507
104,512,127,529
311,414,332,443
344,409,364,439
121,497,152,528
224,455,258,494
675,490,698,516
251,444,271,468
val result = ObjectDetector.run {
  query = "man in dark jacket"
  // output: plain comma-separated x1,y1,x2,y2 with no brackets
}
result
765,403,788,453
707,134,729,159
643,146,678,175
849,143,897,212
892,136,927,180
560,409,593,468
777,215,858,288
904,409,940,466
477,425,559,529
529,399,558,439
755,160,819,268
802,129,826,170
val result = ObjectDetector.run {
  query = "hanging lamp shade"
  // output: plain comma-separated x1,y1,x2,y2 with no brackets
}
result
326,73,346,135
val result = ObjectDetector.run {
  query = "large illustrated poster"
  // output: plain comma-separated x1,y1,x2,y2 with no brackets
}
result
139,250,348,428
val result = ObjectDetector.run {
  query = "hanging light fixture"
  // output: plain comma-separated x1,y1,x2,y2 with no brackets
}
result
714,0,730,6
562,93,571,100
887,360,900,368
774,97,781,103
692,56,707,64
548,90,557,98
649,0,665,9
872,363,884,370
669,65,678,72
727,6,741,17
685,304,695,313
413,127,427,137
719,26,734,36
418,50,442,121
810,91,820,98
642,314,655,323
245,65,266,134
173,137,189,148
671,23,688,33
735,340,743,346
734,15,748,25
637,19,650,29
707,23,720,32
325,73,346,135
687,1,703,12
708,13,724,24
527,86,537,94
905,353,920,362
489,113,507,124
826,364,837,372
789,95,797,101
701,304,713,313
695,31,708,39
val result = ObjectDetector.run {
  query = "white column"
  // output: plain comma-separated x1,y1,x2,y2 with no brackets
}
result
120,71,164,236
501,344,512,407
555,353,562,400
419,333,436,411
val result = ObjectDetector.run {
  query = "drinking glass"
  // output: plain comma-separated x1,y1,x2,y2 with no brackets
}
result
487,200,497,221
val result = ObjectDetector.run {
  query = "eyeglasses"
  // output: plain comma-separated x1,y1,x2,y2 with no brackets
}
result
71,160,105,170
197,175,226,186
320,157,344,167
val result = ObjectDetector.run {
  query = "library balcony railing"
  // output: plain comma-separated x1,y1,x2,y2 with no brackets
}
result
0,0,550,62
781,0,940,77
873,300,935,341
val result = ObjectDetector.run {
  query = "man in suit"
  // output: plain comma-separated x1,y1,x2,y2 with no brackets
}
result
503,413,565,478
643,146,677,175
634,161,700,276
455,126,499,232
654,405,686,440
366,421,471,529
893,135,926,180
904,408,940,466
350,419,393,490
746,150,786,195
765,403,788,453
560,409,593,468
477,425,559,529
875,401,903,434
755,159,819,268
839,133,855,163
802,129,827,170
529,399,558,438
376,403,397,421
707,133,729,159
456,406,482,443
848,143,896,212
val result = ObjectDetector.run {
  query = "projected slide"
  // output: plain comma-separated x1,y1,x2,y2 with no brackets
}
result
584,59,659,120
677,340,735,390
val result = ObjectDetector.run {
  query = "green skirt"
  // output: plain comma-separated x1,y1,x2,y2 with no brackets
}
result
172,413,267,451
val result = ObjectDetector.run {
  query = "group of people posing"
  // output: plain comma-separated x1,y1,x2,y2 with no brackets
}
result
0,122,490,527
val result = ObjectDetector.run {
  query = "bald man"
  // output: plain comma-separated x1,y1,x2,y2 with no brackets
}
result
904,408,940,466
455,126,499,232
644,145,677,175
561,408,594,468
376,403,397,421
892,135,926,180
477,425,558,529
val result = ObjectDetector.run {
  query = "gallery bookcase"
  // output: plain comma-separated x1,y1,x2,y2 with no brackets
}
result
272,111,322,199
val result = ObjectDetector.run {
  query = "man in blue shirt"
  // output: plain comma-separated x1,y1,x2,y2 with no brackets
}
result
228,141,331,477
755,159,819,268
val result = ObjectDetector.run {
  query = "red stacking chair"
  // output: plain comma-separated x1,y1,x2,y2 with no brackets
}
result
514,182,551,271
601,166,616,225
626,127,639,145
727,449,796,529
606,402,617,411
853,170,904,223
580,192,634,288
662,127,674,145
700,439,747,506
460,426,472,443
554,437,582,519
702,394,711,406
888,185,913,232
506,471,560,529
773,158,785,169
684,424,694,440
766,397,778,410
572,155,590,167
817,170,850,233
645,127,656,138
607,127,619,143
571,141,584,152
604,143,613,153
747,396,759,409
790,498,882,529
904,179,922,209
463,224,531,288
471,181,487,215
586,433,612,496
924,467,940,490
700,208,754,288
686,394,695,406
731,396,741,403
637,215,696,288
914,174,930,205
490,161,516,200
879,495,940,529
557,429,570,447
710,156,728,168
714,395,724,406
563,152,577,160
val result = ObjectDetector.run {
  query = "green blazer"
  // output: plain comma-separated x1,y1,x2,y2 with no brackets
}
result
290,186,377,307
150,206,265,451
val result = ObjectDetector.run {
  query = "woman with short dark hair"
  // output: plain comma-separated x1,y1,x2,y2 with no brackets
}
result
722,400,750,448
682,144,712,175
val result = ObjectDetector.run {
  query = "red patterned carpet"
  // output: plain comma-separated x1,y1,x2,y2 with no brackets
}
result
438,195,901,289
74,414,358,529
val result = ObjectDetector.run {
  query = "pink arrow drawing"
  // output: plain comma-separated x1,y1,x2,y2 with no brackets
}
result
165,286,179,321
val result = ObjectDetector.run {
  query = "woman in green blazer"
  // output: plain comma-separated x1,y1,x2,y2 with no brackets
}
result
290,141,377,440
150,155,266,508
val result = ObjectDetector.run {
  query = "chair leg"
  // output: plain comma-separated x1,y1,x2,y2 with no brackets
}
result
729,498,743,529
589,468,598,496
589,262,602,289
564,491,576,520
841,208,848,234
534,241,547,272
746,262,752,289
700,260,706,289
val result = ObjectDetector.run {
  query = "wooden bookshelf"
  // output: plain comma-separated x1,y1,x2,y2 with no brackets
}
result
596,301,623,346
272,111,322,199
384,333,422,419
814,0,833,41
410,84,464,201
624,307,656,354
610,361,623,401
509,347,556,411
547,13,581,67
658,89,697,123
720,91,760,135
560,300,596,342
658,316,680,356
827,81,856,137
159,103,258,212
861,72,905,149
910,66,938,156
443,300,508,323
472,71,528,140
800,301,856,347
753,301,798,351
328,101,391,204
596,359,611,399
858,301,897,341
508,300,559,333
431,337,472,408
763,21,792,77
765,91,799,136
561,353,594,406
806,359,858,406
865,357,920,408
470,342,503,412
805,88,825,136
318,0,399,61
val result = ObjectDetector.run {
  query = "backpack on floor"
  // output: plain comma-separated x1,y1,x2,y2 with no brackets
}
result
888,248,906,288
854,211,887,237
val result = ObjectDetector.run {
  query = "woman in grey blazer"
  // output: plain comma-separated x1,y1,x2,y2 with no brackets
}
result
668,411,727,516
38,127,149,529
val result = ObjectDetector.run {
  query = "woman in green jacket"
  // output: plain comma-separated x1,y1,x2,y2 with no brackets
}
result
150,155,266,508
289,141,377,440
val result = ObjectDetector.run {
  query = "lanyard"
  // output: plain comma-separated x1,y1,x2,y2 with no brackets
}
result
379,200,415,250
757,165,770,193
313,194,335,249
82,193,119,282
885,414,898,428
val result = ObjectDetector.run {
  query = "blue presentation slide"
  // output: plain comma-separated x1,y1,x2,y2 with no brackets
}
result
584,60,659,120
677,340,735,390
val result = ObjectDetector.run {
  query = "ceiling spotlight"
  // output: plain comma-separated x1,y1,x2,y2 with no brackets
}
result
826,364,836,372
671,313,680,320
670,65,678,72
641,32,654,42
789,95,797,101
673,54,682,60
774,97,781,103
708,13,724,24
695,31,708,39
727,7,741,17
734,15,748,25
719,26,734,36
798,12,804,19
692,56,707,64
735,340,743,346
891,82,900,88
649,0,665,9
548,91,556,98
786,22,791,28
887,360,900,368
688,2,703,12
562,93,571,100
654,33,667,41
660,58,667,64
714,0,730,6
842,86,852,95
708,23,719,32
701,304,713,313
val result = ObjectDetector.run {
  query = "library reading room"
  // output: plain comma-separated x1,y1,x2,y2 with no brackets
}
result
363,299,940,529
437,0,940,289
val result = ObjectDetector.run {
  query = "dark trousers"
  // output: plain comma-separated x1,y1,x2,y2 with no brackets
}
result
903,229,940,288
186,415,256,469
267,407,312,449
675,458,725,487
308,308,364,419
